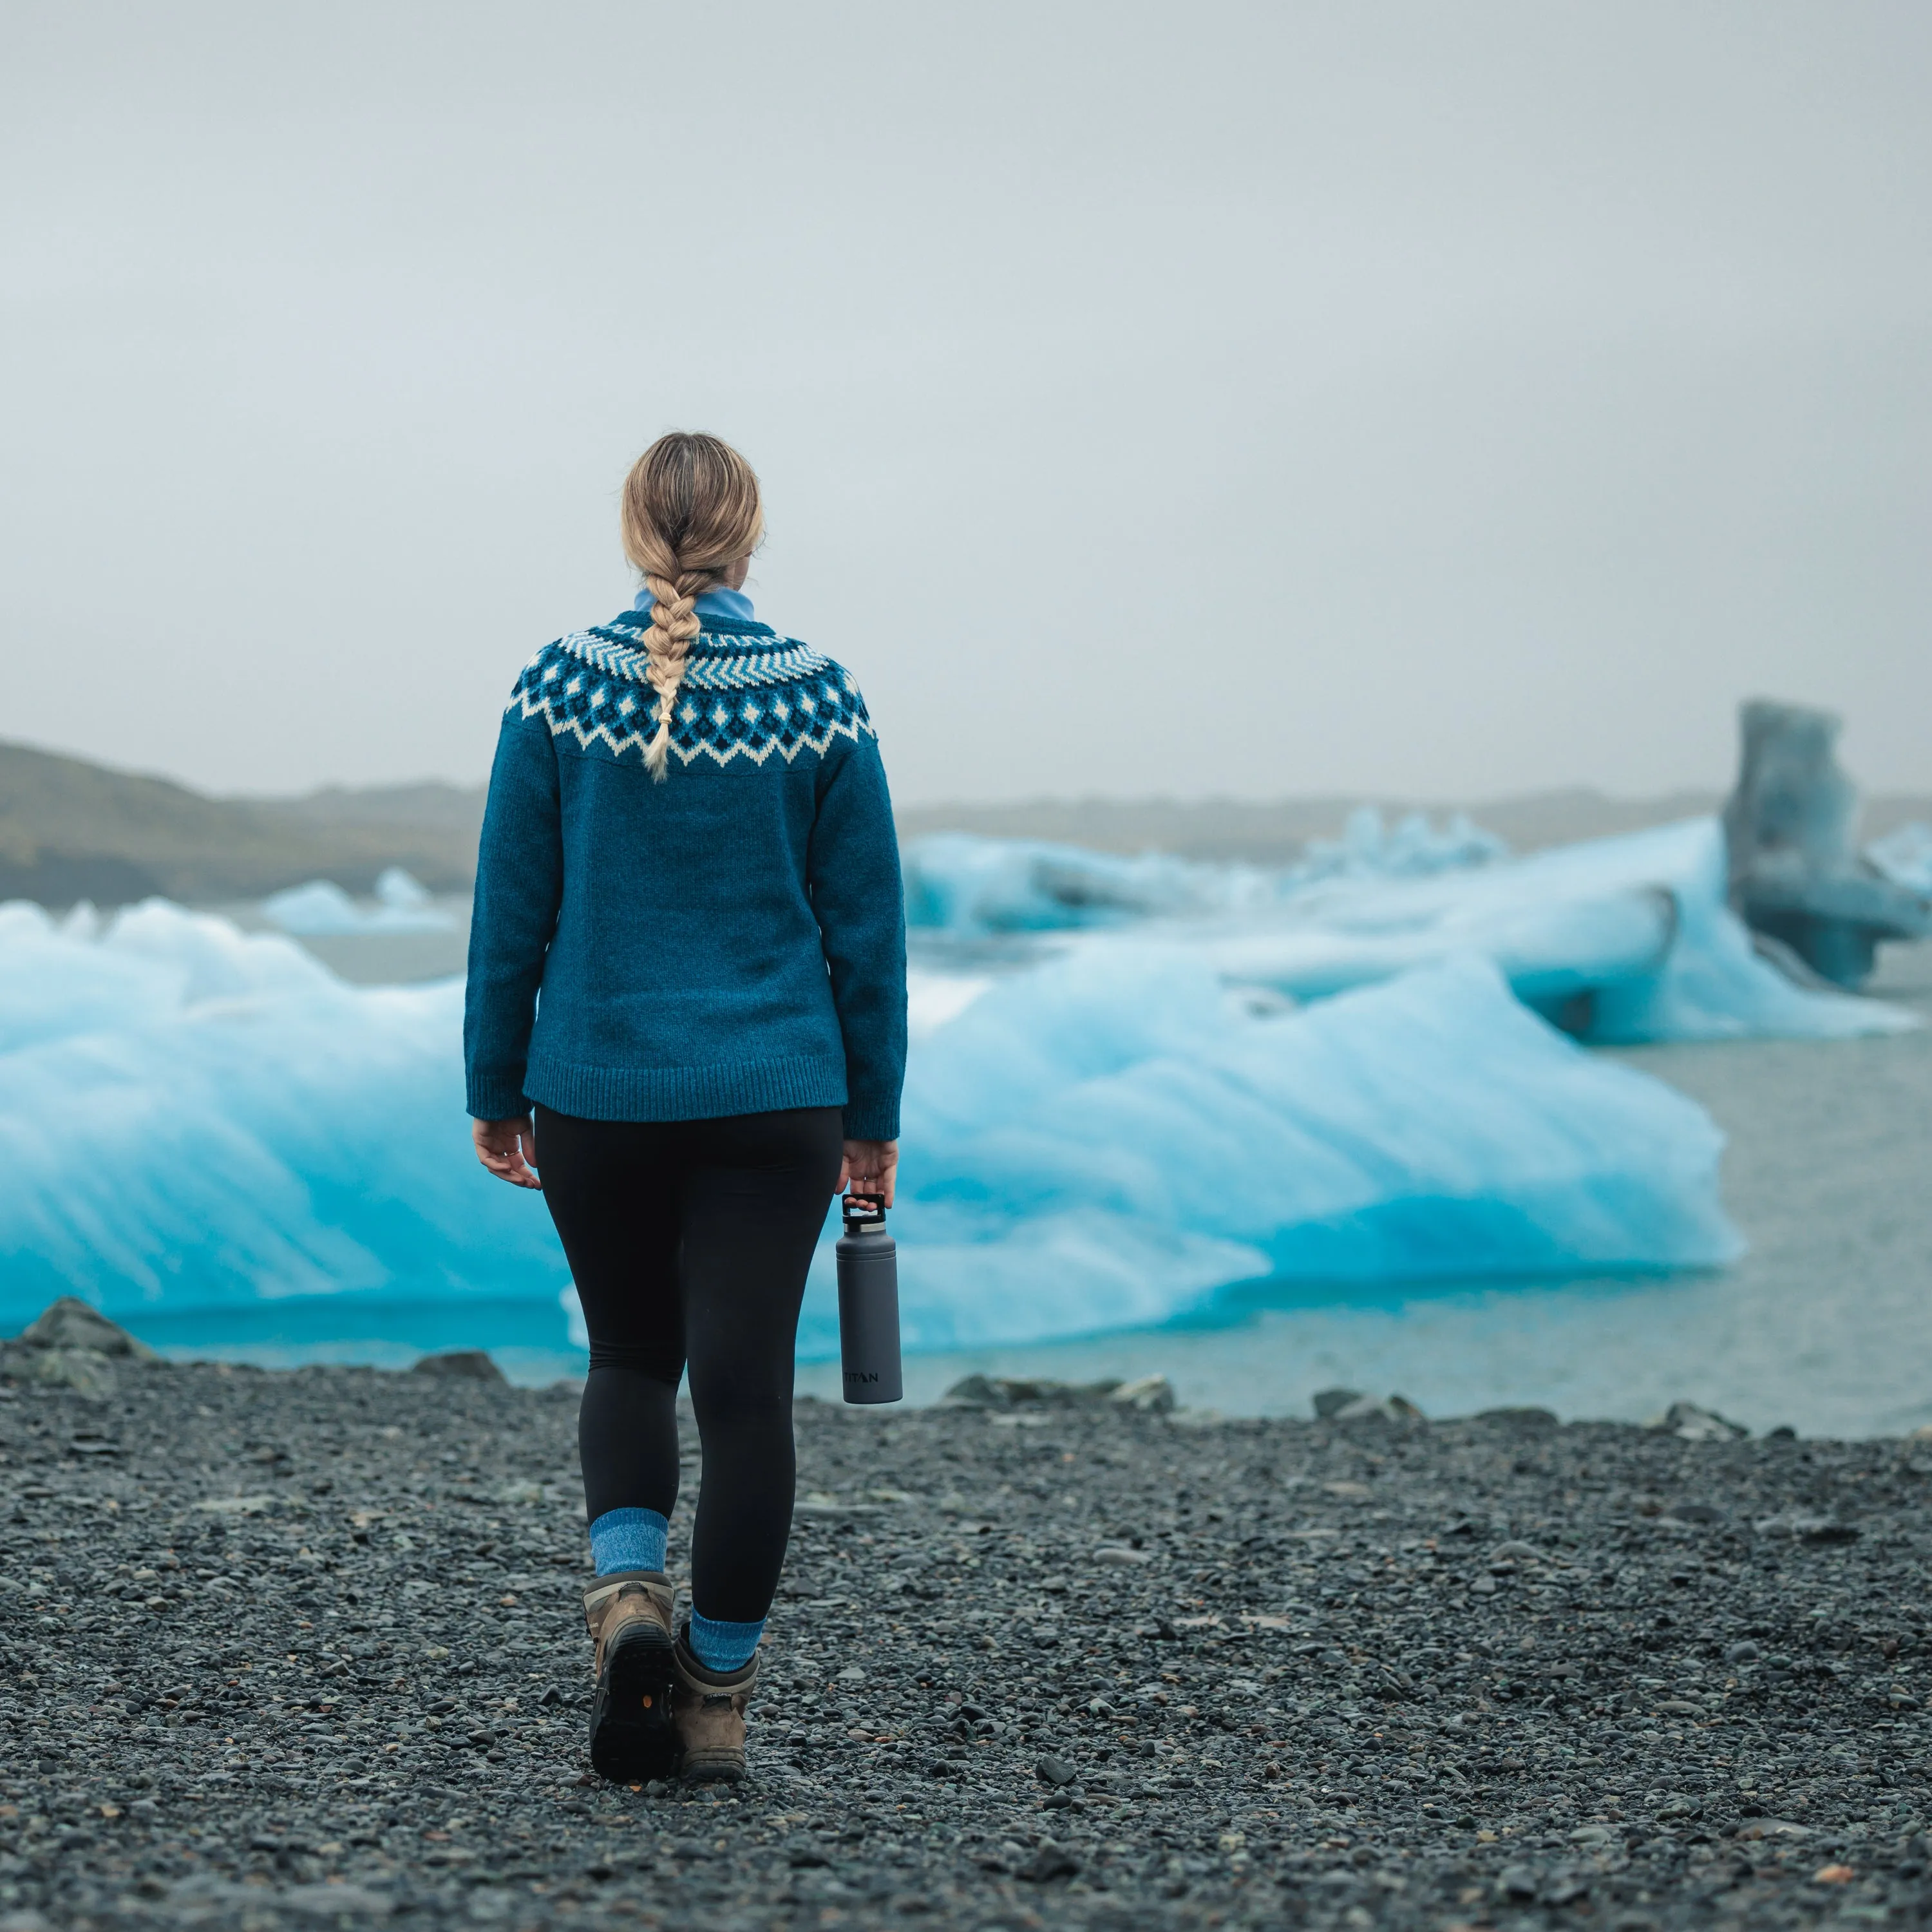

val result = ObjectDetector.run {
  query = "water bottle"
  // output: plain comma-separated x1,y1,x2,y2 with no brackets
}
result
836,1192,902,1405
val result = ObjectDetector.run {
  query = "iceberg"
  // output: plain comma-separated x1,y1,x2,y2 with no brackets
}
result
1865,822,1932,898
1293,805,1509,882
902,833,1271,933
912,818,1914,1045
793,943,1740,1356
0,900,563,1331
901,808,1504,934
261,869,454,936
1193,817,1914,1043
1,898,1738,1361
1721,699,1932,985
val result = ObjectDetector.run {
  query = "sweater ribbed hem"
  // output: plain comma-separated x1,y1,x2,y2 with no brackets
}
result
840,1104,900,1142
468,1072,535,1121
522,1051,849,1124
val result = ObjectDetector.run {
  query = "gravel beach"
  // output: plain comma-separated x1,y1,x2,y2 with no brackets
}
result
3,1343,1928,1930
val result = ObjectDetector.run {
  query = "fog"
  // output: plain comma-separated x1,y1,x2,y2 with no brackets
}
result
4,1,1928,803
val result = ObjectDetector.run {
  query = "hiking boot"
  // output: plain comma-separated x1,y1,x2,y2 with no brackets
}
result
583,1570,679,1782
672,1627,759,1783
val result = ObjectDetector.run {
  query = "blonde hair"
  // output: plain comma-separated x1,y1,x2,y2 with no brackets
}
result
620,432,765,780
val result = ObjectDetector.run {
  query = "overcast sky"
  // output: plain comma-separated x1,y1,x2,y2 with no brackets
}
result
4,2,1929,806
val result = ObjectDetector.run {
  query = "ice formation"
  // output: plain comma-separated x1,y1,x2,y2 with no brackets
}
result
915,819,1914,1045
2,778,1911,1352
1292,806,1508,882
3,896,1739,1358
902,833,1268,933
0,901,564,1333
1195,818,1914,1043
1722,699,1932,985
795,945,1740,1356
901,810,1504,934
1865,823,1932,897
261,869,453,936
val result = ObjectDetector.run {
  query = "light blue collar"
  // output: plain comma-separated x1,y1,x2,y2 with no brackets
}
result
630,583,757,623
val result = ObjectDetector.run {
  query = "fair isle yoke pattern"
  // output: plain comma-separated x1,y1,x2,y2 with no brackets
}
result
509,620,877,770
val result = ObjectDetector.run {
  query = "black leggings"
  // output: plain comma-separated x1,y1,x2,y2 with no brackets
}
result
535,1104,844,1624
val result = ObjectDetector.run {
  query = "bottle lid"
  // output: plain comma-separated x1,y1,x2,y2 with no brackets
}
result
842,1191,888,1235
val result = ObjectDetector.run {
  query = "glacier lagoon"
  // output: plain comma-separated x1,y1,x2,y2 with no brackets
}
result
4,818,1927,1435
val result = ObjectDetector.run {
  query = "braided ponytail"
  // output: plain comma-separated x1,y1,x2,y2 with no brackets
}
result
619,433,764,781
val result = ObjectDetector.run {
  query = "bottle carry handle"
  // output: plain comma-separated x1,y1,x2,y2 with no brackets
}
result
842,1190,888,1234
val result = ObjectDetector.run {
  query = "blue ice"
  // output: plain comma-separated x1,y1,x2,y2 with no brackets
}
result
793,945,1740,1356
3,814,1904,1354
1868,822,1932,896
5,893,1739,1356
262,868,453,936
0,901,562,1329
902,808,1506,933
922,819,1915,1043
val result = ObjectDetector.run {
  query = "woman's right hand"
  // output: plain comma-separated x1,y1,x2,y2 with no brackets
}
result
840,1139,898,1208
473,1114,542,1189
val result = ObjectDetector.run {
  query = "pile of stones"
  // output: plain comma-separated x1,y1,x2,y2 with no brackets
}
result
0,1306,1926,1929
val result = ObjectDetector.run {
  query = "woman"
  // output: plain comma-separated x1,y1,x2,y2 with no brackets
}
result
463,432,907,1785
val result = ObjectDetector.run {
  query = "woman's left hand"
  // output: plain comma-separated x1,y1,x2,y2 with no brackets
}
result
473,1114,542,1189
839,1139,898,1208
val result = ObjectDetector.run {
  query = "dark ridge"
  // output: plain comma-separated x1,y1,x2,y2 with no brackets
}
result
0,741,484,906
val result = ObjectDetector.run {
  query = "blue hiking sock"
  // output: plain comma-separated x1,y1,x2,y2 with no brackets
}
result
588,1507,668,1577
688,1610,764,1673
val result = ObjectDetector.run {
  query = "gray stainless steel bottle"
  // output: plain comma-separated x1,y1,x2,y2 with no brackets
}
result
836,1192,902,1405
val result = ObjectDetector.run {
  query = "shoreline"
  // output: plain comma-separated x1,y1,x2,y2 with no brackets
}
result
1,1347,1926,1929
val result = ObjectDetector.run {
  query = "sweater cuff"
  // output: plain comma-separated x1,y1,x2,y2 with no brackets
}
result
840,1103,900,1143
468,1072,533,1121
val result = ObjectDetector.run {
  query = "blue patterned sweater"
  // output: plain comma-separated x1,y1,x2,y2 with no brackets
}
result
463,591,907,1138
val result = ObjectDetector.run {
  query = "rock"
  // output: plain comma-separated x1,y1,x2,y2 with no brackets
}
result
1725,1639,1762,1664
1331,1392,1425,1425
282,1884,395,1919
1018,1842,1079,1882
1735,1818,1812,1841
1497,1864,1540,1899
940,1374,1003,1406
1092,1544,1153,1565
1312,1387,1365,1419
1476,1406,1560,1429
8,1347,118,1400
14,1298,158,1360
1035,1754,1077,1788
410,1350,506,1383
1107,1374,1175,1414
1647,1401,1748,1441
940,1372,1170,1412
1490,1540,1544,1562
1754,1510,1859,1544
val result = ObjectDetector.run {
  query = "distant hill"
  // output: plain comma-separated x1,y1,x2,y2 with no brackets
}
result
0,742,484,905
3,739,1926,909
